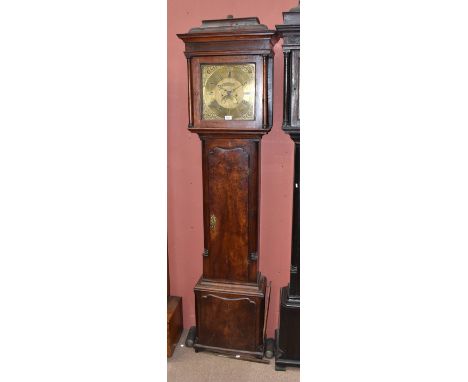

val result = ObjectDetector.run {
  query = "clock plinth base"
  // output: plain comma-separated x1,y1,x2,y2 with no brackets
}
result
193,274,267,356
275,286,300,370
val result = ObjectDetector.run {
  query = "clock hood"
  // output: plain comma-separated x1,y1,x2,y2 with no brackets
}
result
187,16,269,33
177,16,278,50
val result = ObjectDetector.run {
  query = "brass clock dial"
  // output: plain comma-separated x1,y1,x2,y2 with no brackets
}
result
201,64,255,120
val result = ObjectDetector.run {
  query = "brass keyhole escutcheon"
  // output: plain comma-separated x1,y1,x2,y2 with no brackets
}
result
210,214,217,231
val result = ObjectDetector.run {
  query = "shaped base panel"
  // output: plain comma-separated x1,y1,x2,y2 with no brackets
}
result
193,274,267,356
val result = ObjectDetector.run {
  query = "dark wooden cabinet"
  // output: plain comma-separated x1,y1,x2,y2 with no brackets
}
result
178,17,278,357
167,296,183,357
167,252,183,358
275,4,301,371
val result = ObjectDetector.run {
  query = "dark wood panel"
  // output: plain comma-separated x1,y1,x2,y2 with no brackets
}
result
207,145,249,281
201,138,259,283
194,277,266,354
289,142,300,297
167,296,183,357
277,288,300,361
197,292,258,351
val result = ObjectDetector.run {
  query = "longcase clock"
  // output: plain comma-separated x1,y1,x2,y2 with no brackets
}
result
177,16,278,358
275,4,300,371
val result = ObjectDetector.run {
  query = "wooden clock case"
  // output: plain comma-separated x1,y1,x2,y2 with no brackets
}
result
275,5,300,371
178,17,278,357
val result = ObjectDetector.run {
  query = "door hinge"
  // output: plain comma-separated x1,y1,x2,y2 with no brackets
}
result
202,249,208,257
249,252,258,262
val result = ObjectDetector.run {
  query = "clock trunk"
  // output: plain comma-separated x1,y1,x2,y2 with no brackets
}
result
202,138,259,284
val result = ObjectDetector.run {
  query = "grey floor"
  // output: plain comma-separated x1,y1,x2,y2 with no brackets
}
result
168,330,300,382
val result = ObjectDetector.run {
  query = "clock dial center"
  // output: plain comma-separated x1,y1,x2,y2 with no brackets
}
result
201,63,255,120
214,78,244,109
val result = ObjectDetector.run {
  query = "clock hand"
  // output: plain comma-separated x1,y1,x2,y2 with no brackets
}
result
218,84,233,91
232,83,245,91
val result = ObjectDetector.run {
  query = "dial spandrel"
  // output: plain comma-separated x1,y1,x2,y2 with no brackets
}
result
201,64,255,121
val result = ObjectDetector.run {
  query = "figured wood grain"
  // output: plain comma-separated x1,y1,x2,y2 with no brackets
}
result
207,146,249,282
201,138,259,284
194,278,266,353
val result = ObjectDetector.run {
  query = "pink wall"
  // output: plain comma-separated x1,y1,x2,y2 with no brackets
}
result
168,0,297,338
